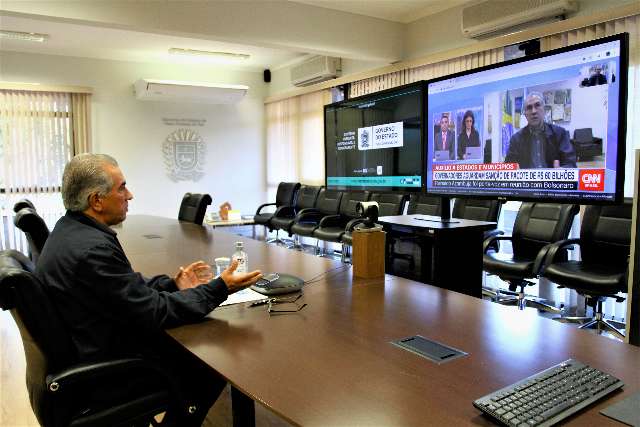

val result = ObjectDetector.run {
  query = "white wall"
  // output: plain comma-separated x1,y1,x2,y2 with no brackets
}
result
0,51,267,218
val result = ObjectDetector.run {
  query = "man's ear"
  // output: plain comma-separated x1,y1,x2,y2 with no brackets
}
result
87,193,103,212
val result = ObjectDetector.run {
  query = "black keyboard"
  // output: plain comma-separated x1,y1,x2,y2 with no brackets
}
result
473,359,623,426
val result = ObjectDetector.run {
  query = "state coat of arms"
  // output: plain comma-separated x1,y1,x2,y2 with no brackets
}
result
163,128,205,181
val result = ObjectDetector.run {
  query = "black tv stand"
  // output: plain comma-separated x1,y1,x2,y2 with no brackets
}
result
438,196,458,224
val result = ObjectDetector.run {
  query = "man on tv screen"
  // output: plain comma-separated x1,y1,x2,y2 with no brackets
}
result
504,92,577,169
434,114,455,160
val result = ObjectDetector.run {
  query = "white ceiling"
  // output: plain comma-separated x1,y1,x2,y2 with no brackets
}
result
291,0,474,23
0,14,305,71
0,1,470,71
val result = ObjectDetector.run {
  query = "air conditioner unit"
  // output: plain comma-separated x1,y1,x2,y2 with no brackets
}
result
461,0,577,39
133,79,248,104
290,56,341,87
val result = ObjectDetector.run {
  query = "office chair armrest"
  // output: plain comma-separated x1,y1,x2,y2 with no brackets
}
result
255,202,276,215
345,217,366,231
272,205,295,218
317,214,342,228
294,209,323,222
46,358,170,393
482,235,512,253
537,238,581,274
484,229,504,239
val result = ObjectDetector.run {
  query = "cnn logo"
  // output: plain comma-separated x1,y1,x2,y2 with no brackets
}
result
579,169,605,191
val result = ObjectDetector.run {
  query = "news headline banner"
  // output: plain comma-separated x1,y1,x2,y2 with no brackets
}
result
432,163,607,192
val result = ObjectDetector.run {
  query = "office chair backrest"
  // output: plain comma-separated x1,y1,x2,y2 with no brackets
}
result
452,198,502,223
0,250,77,425
371,193,407,217
178,193,212,225
579,200,632,266
13,198,36,213
314,189,343,215
574,128,594,143
512,203,579,259
338,191,370,218
13,208,50,263
295,185,322,212
275,182,301,208
407,194,441,216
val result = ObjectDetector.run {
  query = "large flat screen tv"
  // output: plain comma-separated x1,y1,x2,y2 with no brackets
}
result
325,82,423,192
425,33,628,205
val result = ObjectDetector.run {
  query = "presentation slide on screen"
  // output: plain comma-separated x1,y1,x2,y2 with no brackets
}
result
426,39,622,201
326,88,422,190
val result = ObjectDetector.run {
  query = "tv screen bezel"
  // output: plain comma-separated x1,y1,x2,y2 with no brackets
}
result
423,33,629,205
323,81,426,193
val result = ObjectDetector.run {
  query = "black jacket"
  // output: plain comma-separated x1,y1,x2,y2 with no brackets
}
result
504,123,577,169
37,211,228,361
457,128,480,160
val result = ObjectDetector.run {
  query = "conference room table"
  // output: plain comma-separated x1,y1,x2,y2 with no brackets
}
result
117,215,640,426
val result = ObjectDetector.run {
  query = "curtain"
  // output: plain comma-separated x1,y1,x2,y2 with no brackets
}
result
0,89,90,251
265,89,331,201
350,48,504,98
71,92,92,154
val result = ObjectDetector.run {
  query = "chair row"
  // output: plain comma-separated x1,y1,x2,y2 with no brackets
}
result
483,200,632,339
254,183,408,259
255,183,505,262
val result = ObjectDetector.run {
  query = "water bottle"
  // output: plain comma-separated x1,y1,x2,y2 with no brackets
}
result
231,241,248,274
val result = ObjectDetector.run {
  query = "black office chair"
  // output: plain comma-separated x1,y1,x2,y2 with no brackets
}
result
13,198,36,213
541,201,632,339
452,198,503,251
269,185,322,246
254,182,300,238
407,194,442,216
341,193,407,263
571,128,603,160
178,193,212,225
13,208,50,264
313,191,370,256
483,202,579,312
290,189,343,251
0,250,181,427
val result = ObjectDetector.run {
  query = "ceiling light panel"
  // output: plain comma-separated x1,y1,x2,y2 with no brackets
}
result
168,48,250,60
0,30,49,42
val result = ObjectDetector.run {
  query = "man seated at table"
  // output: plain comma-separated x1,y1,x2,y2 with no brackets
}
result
37,153,262,426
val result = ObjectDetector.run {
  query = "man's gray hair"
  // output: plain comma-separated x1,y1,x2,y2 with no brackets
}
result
62,153,119,211
525,91,545,106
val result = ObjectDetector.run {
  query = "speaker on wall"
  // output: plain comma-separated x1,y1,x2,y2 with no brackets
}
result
263,69,271,83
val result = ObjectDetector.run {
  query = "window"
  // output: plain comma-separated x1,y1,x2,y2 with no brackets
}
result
0,88,91,250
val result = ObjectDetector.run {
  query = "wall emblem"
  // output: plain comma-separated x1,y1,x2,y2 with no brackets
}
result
163,128,205,181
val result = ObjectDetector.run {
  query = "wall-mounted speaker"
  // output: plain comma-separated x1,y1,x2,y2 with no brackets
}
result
263,69,271,83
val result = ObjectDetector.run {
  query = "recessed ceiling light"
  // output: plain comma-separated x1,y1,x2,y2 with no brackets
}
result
0,30,48,42
168,48,250,60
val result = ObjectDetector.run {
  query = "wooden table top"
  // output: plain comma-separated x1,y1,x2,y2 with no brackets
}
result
379,214,497,231
118,215,640,427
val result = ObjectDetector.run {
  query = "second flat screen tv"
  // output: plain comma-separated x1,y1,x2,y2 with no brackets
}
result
425,33,628,203
325,83,423,192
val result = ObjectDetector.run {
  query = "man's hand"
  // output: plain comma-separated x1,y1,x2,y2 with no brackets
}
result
220,259,262,294
174,261,213,290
